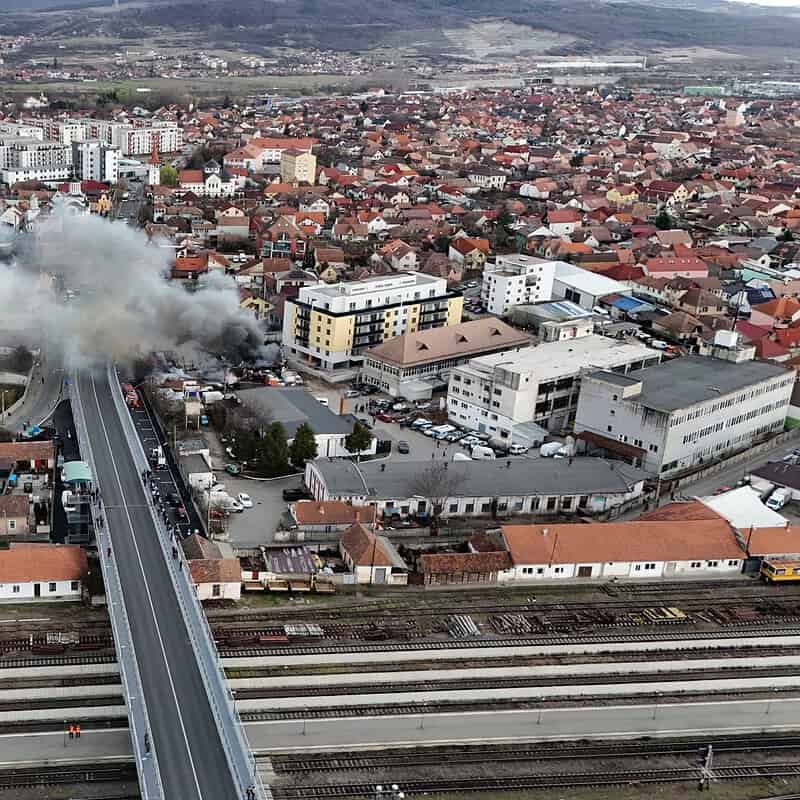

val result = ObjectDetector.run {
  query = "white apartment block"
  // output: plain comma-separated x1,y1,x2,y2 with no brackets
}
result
0,137,72,184
0,122,44,140
447,334,660,441
72,140,120,183
574,355,794,476
20,118,182,156
481,255,556,316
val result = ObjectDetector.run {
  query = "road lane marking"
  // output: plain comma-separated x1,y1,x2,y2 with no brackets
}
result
90,374,204,800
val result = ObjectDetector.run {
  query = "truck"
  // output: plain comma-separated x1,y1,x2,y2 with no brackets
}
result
539,441,563,458
471,444,496,460
766,488,791,511
201,390,224,405
150,446,166,470
122,383,140,409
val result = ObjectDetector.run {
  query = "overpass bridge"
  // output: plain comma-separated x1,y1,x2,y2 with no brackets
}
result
72,365,269,800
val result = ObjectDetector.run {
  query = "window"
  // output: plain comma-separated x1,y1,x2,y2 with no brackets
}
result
7,519,15,530
12,585,19,593
727,560,738,567
536,567,544,575
49,582,56,592
546,497,557,511
644,563,656,570
707,560,719,567
465,503,474,513
634,564,641,571
71,581,79,591
481,502,492,513
212,584,221,597
607,425,613,432
553,566,565,574
449,503,458,513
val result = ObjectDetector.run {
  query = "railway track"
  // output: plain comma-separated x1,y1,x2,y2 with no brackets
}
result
271,762,800,798
0,653,117,669
241,685,800,720
220,625,800,658
271,734,800,772
232,664,800,699
0,763,136,789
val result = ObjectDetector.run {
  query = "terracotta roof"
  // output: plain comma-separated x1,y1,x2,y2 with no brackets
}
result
753,296,800,318
188,558,242,584
178,170,204,184
365,318,529,368
638,500,722,522
0,441,55,463
0,544,87,583
340,522,395,567
747,526,800,557
181,533,222,560
419,551,511,575
293,501,376,526
502,519,743,565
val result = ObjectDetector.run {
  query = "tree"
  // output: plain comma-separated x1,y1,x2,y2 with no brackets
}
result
655,209,673,230
302,244,316,270
345,421,372,460
160,165,179,187
257,422,290,477
289,422,318,467
780,228,794,242
409,462,463,536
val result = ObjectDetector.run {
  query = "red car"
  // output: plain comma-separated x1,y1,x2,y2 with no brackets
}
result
375,412,392,423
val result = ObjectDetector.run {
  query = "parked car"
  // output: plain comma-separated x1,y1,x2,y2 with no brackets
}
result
224,463,241,475
397,441,410,454
237,492,253,508
375,412,392,423
228,500,244,513
509,443,529,455
344,389,360,398
283,487,311,502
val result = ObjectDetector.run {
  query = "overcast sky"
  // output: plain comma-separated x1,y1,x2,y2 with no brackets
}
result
730,0,800,6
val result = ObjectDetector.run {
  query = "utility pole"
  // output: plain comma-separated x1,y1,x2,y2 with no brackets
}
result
698,745,713,791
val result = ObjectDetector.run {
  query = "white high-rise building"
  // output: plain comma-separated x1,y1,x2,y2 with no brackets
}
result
72,140,120,183
481,255,556,316
0,137,72,184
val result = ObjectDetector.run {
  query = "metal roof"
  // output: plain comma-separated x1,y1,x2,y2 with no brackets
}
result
237,387,353,437
314,457,647,500
62,460,92,484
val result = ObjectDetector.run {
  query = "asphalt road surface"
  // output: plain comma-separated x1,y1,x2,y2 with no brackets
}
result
76,370,238,800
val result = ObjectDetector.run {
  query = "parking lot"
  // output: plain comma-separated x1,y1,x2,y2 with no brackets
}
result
203,429,303,546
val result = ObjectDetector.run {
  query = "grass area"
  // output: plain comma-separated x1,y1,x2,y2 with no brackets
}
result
0,72,380,102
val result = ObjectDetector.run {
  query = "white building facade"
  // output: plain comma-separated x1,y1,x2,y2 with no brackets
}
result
0,137,72,184
447,334,660,440
574,355,795,476
481,255,557,316
72,140,120,183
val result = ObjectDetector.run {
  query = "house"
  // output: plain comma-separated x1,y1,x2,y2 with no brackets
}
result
467,166,507,191
448,237,489,270
751,297,800,329
236,387,377,458
644,257,709,280
499,518,744,581
0,495,30,538
280,149,317,185
547,208,582,237
187,559,242,601
339,522,408,585
0,441,55,471
0,543,88,601
418,550,512,586
182,534,241,600
290,500,376,534
305,457,648,520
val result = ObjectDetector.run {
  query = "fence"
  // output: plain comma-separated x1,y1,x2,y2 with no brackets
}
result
106,364,270,800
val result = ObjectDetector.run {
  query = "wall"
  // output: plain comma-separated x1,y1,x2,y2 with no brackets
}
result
195,580,241,601
0,578,80,601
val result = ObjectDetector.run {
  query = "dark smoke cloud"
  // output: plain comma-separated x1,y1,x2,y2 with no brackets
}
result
2,211,266,367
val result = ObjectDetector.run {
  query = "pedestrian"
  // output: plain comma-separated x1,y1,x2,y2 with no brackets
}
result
68,724,74,740
107,546,111,558
144,732,150,753
172,546,177,559
41,376,44,384
75,724,80,739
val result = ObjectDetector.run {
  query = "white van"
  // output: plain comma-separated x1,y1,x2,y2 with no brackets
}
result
471,444,496,460
539,441,563,457
314,396,329,407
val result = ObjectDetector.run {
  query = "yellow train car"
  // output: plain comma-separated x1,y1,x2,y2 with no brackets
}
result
760,559,800,583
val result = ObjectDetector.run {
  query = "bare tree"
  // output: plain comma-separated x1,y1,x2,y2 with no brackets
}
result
409,462,463,536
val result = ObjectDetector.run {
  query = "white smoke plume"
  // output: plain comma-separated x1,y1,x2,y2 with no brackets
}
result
2,211,267,368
